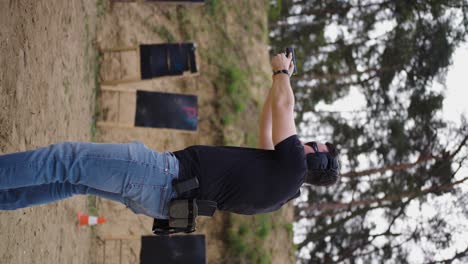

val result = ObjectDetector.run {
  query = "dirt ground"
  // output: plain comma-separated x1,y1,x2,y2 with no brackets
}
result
0,1,98,263
1,1,295,263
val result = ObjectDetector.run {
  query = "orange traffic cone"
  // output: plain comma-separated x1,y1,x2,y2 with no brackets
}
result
78,212,107,226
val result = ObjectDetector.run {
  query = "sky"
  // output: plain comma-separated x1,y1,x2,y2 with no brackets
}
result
441,42,468,125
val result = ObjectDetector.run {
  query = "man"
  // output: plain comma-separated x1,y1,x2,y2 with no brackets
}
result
0,53,340,218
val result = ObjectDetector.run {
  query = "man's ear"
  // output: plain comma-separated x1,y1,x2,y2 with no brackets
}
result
303,143,315,155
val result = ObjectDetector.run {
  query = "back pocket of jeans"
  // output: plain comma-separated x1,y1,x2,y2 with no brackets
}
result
124,183,168,218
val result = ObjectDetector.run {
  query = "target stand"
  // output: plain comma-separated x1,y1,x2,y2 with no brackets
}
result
97,85,198,133
100,43,199,86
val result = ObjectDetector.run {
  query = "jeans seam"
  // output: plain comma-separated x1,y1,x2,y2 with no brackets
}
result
58,154,165,170
127,183,166,188
0,160,45,169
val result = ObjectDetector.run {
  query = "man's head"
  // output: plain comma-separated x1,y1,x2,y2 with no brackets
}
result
302,141,341,187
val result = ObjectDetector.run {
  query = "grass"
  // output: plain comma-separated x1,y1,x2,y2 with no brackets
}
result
206,0,221,17
226,213,275,264
63,78,71,96
227,225,248,256
256,214,272,240
155,25,175,42
87,195,99,216
96,0,108,18
222,114,235,126
245,132,258,148
142,17,176,42
216,63,249,130
176,5,192,40
225,207,297,263
247,247,272,264
90,52,102,142
83,12,102,142
83,11,96,141
87,195,100,233
222,64,248,113
84,14,91,84
284,222,294,239
63,78,72,106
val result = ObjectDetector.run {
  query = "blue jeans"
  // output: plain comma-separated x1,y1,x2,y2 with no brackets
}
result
0,141,179,219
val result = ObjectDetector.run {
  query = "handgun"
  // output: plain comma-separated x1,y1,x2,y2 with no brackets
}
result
285,47,297,75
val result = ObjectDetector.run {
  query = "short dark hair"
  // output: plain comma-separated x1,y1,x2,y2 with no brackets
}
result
304,142,341,187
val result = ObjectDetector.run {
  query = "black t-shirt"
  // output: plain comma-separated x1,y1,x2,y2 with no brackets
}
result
173,135,306,215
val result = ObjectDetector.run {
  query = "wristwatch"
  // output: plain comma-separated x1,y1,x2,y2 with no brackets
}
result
273,69,290,76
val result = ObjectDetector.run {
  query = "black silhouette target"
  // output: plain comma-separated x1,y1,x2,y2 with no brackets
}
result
140,235,206,264
140,43,197,79
135,91,198,131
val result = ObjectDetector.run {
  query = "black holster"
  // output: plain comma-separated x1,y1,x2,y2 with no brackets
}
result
152,177,217,235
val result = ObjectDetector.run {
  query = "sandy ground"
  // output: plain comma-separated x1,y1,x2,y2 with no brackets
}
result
0,1,98,263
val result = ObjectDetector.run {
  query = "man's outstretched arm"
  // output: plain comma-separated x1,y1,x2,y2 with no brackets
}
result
271,53,296,145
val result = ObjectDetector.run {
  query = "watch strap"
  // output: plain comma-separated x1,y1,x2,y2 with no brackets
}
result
273,69,290,76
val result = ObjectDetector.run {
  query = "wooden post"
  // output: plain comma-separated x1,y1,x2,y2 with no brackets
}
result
99,46,138,53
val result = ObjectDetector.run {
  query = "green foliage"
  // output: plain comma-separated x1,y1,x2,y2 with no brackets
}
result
268,0,282,22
